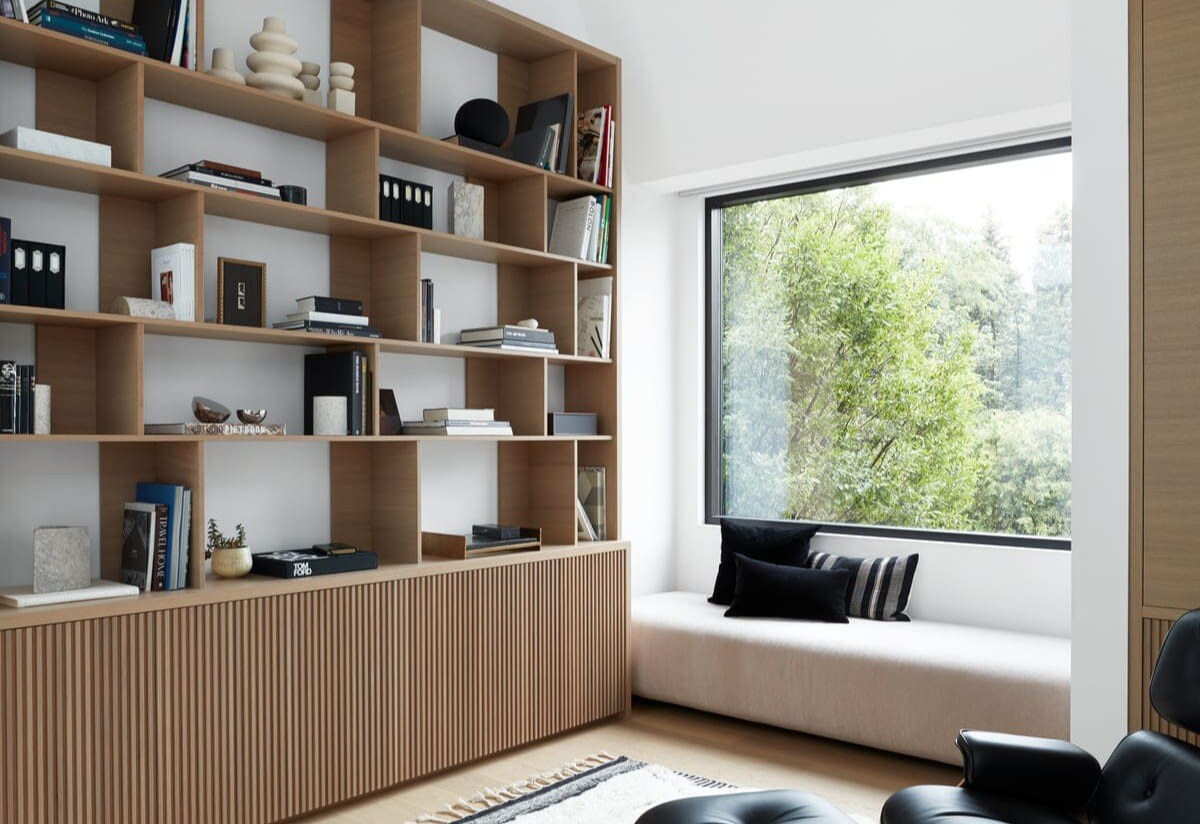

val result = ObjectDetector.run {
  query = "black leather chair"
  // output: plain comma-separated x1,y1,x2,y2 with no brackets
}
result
882,608,1200,823
636,790,858,824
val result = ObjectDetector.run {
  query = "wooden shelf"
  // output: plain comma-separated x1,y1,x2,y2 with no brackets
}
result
0,434,611,443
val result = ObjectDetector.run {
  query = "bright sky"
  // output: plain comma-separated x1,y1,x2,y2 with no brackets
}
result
867,151,1072,281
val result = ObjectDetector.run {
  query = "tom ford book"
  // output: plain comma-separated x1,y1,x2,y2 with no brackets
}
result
251,549,378,579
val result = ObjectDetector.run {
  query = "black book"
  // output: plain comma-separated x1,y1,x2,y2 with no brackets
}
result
379,176,390,222
421,183,433,230
16,365,34,434
421,278,434,343
11,239,29,306
132,0,183,63
401,180,416,226
295,296,364,316
0,361,16,435
304,350,364,435
44,243,64,309
27,241,46,308
513,93,574,174
0,216,10,305
252,548,379,579
390,178,403,224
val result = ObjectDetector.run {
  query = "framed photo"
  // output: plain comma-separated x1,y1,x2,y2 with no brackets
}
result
217,258,266,327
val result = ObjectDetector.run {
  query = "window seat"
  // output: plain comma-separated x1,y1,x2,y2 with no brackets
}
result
631,591,1070,765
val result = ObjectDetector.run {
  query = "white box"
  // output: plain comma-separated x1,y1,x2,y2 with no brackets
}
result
0,126,112,167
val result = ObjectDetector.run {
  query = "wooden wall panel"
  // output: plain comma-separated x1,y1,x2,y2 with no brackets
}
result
0,548,629,823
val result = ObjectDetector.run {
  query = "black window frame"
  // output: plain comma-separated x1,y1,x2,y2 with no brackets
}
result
704,137,1073,551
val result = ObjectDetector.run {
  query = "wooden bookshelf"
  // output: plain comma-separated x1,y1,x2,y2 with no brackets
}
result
0,3,624,821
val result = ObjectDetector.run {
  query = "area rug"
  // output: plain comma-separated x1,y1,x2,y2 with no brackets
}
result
403,752,742,824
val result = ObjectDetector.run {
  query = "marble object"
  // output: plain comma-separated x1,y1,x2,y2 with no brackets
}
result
449,180,485,239
33,385,50,435
33,526,91,594
246,17,304,99
193,396,232,423
237,409,267,424
313,396,348,436
299,61,322,104
113,296,175,319
327,62,356,115
517,318,539,329
207,47,245,84
211,546,252,578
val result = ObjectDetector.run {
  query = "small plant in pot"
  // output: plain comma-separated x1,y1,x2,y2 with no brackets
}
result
207,519,252,578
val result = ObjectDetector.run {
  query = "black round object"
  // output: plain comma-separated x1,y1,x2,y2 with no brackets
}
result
278,185,307,205
454,98,510,147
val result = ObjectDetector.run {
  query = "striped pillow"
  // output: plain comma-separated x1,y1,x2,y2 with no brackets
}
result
805,551,919,621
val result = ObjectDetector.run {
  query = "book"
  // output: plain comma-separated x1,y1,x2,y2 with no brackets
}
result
0,216,8,305
420,278,434,342
304,351,365,436
464,341,560,353
401,421,514,436
42,241,64,309
34,9,149,55
578,466,607,541
136,482,186,591
287,310,369,326
161,162,271,187
295,296,363,316
0,580,139,608
511,93,574,174
143,422,286,436
16,364,34,434
196,159,262,179
151,242,195,322
28,1,141,35
577,106,607,184
576,497,598,541
10,239,28,305
149,501,169,591
548,195,599,259
604,118,616,187
120,502,158,591
271,320,382,338
163,169,280,198
0,361,15,434
26,240,45,307
180,488,192,588
577,276,613,358
251,549,379,579
0,126,112,167
132,0,185,64
422,408,495,423
458,324,556,345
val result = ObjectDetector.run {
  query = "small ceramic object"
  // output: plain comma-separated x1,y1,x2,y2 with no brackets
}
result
33,384,50,435
327,62,356,115
33,526,90,593
299,61,322,104
329,61,355,79
207,47,246,84
313,396,348,436
211,546,253,578
517,318,539,329
237,409,268,424
193,396,232,424
246,17,304,99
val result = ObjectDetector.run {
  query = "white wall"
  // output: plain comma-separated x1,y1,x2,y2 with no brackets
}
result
1070,0,1129,760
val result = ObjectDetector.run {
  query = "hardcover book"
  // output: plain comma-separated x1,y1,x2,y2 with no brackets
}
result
35,8,149,55
26,241,46,307
151,242,195,322
0,361,15,434
577,106,607,184
459,325,556,345
16,364,35,434
149,502,169,591
251,549,378,579
120,502,158,591
28,1,140,35
548,195,598,260
296,296,363,316
512,93,574,174
143,422,286,436
43,242,64,309
10,239,27,305
286,310,369,326
271,320,382,338
136,482,186,590
0,216,9,304
422,407,495,423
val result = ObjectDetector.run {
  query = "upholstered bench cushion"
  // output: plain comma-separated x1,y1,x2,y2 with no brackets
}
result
636,790,858,824
632,592,1070,764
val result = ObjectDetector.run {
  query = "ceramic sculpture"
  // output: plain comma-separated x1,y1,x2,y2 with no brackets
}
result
206,47,245,84
299,61,322,105
246,17,304,99
327,61,356,115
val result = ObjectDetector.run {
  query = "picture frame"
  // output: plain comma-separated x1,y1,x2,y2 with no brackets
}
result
217,258,266,327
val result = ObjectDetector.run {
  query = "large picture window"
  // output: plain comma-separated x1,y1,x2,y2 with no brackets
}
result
705,140,1072,547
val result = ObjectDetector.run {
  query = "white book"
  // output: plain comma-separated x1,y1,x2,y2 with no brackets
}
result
548,195,598,259
403,424,514,437
170,0,188,66
0,126,111,167
422,408,496,423
586,197,602,262
577,276,613,358
151,242,196,322
287,311,370,326
0,580,139,609
168,170,280,198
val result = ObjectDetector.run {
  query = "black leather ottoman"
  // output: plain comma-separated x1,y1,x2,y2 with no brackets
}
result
636,790,858,824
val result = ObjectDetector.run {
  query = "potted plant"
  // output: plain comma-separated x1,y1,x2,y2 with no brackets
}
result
207,519,252,578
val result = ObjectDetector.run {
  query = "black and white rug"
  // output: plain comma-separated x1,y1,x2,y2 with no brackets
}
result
404,753,740,824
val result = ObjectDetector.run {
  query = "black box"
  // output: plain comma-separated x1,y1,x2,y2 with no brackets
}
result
548,412,598,436
43,243,65,309
10,239,29,306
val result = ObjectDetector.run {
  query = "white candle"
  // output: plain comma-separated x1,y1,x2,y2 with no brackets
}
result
313,396,347,436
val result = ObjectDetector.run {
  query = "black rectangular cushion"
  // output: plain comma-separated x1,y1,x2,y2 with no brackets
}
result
709,519,820,605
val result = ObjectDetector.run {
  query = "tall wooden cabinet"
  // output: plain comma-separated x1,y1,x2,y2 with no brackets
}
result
1131,0,1200,744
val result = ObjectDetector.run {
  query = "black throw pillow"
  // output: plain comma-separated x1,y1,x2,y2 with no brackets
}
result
724,554,851,623
708,519,821,605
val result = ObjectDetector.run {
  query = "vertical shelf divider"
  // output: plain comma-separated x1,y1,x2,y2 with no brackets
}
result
326,127,381,217
331,0,422,131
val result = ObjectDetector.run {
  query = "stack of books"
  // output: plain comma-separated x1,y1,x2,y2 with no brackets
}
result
0,360,36,434
275,295,381,338
458,324,558,354
161,160,280,199
577,105,616,187
402,407,513,437
120,483,193,592
548,194,612,264
28,1,148,56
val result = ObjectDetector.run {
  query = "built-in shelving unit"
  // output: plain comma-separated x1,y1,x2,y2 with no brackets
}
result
0,0,621,599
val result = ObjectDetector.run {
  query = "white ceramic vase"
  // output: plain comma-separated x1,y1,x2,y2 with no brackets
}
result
206,47,245,84
211,546,253,578
246,18,304,99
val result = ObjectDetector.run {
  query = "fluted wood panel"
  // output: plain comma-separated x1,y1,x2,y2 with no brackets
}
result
1141,617,1199,746
0,548,628,824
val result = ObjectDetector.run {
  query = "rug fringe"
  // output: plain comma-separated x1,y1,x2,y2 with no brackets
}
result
404,752,619,824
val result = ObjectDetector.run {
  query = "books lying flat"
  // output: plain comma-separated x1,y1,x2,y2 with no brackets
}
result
272,320,382,338
0,126,112,167
296,296,363,315
401,420,514,436
422,407,494,423
459,324,556,345
164,169,280,198
251,549,379,579
33,6,149,55
464,341,559,353
0,579,139,608
144,422,286,436
287,310,369,326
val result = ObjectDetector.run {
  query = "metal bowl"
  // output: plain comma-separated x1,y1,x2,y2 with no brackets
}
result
192,396,232,424
237,409,268,424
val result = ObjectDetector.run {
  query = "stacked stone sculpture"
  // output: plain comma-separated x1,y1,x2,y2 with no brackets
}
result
245,17,304,99
299,62,322,105
328,62,356,115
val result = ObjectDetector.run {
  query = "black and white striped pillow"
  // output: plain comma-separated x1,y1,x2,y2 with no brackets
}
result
805,551,919,621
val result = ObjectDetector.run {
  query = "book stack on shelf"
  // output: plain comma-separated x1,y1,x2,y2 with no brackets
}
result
120,482,193,592
151,242,196,321
304,351,369,436
0,360,35,434
577,105,616,187
402,407,513,437
548,194,612,264
419,278,441,343
275,295,381,338
162,160,280,199
459,324,557,354
28,1,148,56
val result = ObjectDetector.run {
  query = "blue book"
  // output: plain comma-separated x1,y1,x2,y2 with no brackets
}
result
0,217,9,305
38,9,149,55
136,483,185,590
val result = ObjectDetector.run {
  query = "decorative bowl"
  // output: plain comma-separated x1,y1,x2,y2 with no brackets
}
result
237,409,268,424
193,396,232,423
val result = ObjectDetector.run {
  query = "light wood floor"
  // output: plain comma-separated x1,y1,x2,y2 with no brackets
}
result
300,700,960,823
